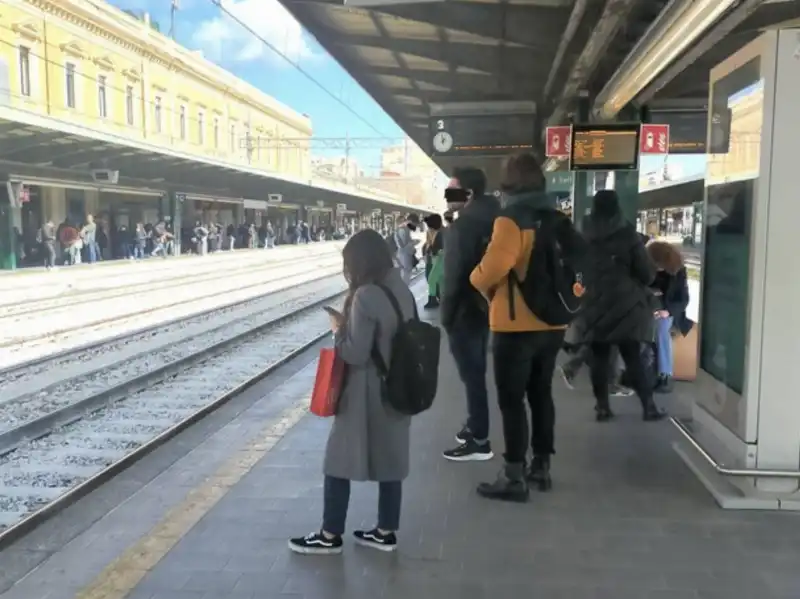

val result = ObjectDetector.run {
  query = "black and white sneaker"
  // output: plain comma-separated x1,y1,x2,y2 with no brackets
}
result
354,528,397,552
443,439,494,462
288,531,343,555
454,425,472,444
560,366,576,390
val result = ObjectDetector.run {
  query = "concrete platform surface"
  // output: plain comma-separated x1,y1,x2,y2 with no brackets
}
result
1,306,800,599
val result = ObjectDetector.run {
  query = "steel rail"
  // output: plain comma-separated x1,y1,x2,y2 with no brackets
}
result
0,276,347,414
0,259,341,349
0,271,342,379
0,252,338,317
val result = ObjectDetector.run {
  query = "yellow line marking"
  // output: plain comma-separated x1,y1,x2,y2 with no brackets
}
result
73,387,313,599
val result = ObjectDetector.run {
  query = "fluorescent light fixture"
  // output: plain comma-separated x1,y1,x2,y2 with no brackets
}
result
594,0,738,120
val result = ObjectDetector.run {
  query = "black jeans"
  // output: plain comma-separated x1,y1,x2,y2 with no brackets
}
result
589,341,653,410
563,344,619,382
493,330,565,464
322,476,402,536
447,323,490,441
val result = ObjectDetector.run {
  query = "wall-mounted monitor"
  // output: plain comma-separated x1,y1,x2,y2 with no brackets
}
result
570,123,640,171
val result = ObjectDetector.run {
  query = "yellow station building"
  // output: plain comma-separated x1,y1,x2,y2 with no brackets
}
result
0,0,416,268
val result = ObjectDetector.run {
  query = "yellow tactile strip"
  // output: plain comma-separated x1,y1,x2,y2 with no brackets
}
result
73,389,313,599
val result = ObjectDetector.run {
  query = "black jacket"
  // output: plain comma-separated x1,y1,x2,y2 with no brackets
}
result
440,196,500,330
659,267,692,335
579,214,656,344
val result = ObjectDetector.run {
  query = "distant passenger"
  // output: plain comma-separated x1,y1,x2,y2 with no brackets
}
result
133,223,147,259
193,221,209,255
470,154,584,501
422,214,444,309
393,214,420,285
440,167,499,462
289,229,415,555
37,219,56,270
81,215,98,264
579,190,666,422
646,241,691,394
58,221,81,266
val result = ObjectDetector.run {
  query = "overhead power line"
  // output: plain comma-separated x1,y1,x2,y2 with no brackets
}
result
208,0,387,137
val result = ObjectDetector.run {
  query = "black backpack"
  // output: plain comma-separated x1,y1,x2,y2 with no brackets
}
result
508,208,587,327
371,283,441,415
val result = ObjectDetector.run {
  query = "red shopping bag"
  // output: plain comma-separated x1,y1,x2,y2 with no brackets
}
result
310,348,345,417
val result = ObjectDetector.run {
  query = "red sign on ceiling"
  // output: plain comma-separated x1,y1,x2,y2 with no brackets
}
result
545,126,571,158
640,124,670,155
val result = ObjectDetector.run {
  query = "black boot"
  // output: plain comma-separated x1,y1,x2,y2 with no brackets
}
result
654,374,674,394
526,455,552,491
642,397,667,421
423,296,439,309
477,463,529,502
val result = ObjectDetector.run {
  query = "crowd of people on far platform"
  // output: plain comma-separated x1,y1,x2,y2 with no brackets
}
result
29,216,360,269
288,152,693,556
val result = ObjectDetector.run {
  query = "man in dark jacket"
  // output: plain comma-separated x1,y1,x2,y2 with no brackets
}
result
580,190,665,421
440,166,500,462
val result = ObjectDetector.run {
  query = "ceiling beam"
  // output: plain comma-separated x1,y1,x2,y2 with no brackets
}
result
369,3,569,49
339,34,542,78
363,65,542,95
0,132,71,158
548,0,640,125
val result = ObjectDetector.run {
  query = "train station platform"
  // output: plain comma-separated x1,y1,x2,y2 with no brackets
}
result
1,291,798,599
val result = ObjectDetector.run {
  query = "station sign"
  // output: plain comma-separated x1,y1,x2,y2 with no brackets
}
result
640,124,670,155
569,123,641,172
336,203,348,211
545,126,571,158
175,193,187,202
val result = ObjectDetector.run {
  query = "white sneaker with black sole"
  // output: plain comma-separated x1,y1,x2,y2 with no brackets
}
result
443,438,494,461
354,528,397,552
288,532,343,555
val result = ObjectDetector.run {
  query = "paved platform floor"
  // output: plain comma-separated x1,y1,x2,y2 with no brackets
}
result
2,305,800,599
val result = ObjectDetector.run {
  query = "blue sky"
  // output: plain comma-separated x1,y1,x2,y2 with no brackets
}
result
111,0,707,182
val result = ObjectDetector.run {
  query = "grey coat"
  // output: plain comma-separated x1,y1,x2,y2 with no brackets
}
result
323,268,415,482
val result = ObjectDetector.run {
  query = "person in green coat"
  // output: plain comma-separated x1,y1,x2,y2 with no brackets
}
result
423,214,445,309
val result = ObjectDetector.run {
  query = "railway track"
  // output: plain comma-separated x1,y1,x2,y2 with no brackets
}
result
0,275,424,545
0,258,342,361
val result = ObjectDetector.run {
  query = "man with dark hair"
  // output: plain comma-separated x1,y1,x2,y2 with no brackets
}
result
440,166,500,462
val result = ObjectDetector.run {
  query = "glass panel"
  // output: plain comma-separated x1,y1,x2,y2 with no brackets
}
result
699,56,762,438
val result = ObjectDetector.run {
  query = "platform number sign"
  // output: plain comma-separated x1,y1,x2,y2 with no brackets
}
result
175,193,187,203
431,119,453,154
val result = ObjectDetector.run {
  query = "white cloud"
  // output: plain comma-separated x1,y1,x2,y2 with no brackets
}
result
192,0,317,66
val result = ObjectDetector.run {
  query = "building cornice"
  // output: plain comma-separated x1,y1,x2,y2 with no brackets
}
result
27,0,312,134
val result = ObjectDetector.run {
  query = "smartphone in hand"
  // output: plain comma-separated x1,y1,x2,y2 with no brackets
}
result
323,306,342,330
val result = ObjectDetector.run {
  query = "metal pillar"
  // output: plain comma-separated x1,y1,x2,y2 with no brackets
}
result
169,191,183,255
571,94,592,231
614,105,642,224
0,180,17,271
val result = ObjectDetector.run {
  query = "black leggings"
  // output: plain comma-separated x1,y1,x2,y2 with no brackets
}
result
589,341,653,411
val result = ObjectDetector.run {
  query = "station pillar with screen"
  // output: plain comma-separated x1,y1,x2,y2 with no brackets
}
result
676,29,800,509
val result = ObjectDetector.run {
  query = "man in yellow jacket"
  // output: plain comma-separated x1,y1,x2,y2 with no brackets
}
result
470,153,585,502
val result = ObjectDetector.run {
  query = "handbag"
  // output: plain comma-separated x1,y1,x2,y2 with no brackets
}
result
310,348,345,417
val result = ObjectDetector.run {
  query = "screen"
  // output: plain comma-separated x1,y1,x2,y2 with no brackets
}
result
699,56,762,439
570,124,640,171
649,110,707,154
430,114,535,156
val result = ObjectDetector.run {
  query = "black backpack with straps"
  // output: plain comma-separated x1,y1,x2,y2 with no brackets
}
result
507,207,587,327
371,283,441,415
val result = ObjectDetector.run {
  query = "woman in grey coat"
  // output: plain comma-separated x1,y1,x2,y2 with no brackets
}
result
290,229,416,556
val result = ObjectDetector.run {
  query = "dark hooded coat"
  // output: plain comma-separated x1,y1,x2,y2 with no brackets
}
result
578,212,657,344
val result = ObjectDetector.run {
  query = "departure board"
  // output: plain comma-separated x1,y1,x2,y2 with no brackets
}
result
570,123,640,171
650,110,707,154
430,114,535,157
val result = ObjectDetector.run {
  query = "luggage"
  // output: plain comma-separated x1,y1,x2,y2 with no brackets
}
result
672,322,698,382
